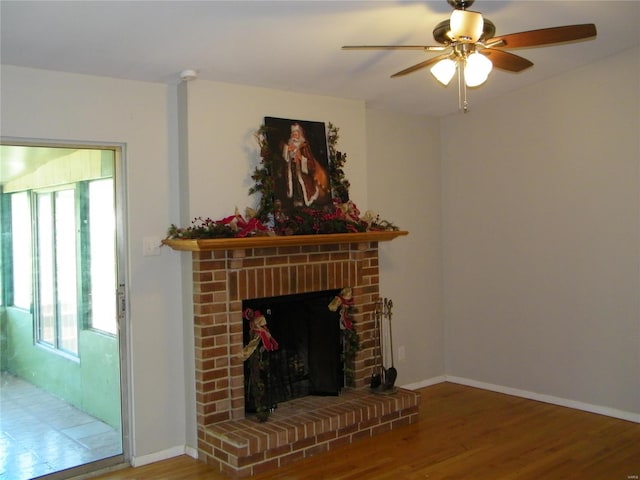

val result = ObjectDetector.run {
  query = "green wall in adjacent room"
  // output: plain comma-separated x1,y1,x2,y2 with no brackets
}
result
2,307,122,429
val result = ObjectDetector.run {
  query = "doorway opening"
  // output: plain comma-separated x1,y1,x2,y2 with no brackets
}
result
0,143,128,479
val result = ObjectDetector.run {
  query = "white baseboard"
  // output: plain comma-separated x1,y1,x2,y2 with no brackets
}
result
401,376,447,391
131,445,189,467
445,375,640,424
185,445,198,459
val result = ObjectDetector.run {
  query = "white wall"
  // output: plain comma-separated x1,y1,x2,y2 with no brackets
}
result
441,47,640,417
0,66,187,457
366,109,444,385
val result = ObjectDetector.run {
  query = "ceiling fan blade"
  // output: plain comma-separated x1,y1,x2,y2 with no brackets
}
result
391,54,450,78
487,24,596,49
482,49,533,72
342,45,447,52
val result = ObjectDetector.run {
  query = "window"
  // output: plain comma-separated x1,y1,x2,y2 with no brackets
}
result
88,179,117,335
11,191,32,310
35,188,79,354
31,179,118,352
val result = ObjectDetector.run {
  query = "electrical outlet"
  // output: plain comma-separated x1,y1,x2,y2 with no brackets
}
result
143,236,162,256
398,346,406,362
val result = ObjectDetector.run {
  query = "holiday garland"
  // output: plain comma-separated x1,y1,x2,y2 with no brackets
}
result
327,287,360,386
240,308,278,422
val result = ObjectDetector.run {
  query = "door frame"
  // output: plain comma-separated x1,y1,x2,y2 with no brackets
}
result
0,137,132,477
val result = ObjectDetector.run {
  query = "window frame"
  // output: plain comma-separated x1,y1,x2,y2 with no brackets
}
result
32,184,81,357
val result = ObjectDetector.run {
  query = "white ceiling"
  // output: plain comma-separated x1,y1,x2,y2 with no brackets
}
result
1,1,639,117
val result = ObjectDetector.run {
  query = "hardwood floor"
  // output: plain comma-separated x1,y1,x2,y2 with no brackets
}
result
92,382,640,479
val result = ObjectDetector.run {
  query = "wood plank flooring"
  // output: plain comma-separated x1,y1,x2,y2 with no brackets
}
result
92,382,640,480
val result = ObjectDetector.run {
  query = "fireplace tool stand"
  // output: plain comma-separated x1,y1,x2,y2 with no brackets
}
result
371,297,398,395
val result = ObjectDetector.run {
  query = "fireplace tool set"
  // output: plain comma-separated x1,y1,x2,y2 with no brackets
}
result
371,298,398,394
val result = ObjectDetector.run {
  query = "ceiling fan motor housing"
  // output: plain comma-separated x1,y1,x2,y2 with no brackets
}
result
433,18,496,45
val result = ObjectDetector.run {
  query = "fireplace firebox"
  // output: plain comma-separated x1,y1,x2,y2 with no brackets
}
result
243,289,344,414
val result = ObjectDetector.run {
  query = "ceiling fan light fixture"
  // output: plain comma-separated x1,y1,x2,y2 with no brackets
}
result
449,10,484,43
464,52,492,87
431,58,457,85
342,0,597,114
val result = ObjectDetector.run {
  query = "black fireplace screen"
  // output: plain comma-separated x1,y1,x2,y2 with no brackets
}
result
243,289,343,413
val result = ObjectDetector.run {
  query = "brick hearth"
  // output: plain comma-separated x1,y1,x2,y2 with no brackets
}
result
202,389,419,477
179,235,419,477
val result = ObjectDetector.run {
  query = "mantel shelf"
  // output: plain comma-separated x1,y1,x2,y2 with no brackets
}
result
162,230,408,252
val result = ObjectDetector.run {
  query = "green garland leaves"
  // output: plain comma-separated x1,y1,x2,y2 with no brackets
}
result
327,123,350,203
250,125,277,220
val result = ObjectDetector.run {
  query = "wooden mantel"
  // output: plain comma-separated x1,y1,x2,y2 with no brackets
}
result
162,230,408,251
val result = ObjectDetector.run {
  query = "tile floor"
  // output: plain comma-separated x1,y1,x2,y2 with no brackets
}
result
0,372,122,480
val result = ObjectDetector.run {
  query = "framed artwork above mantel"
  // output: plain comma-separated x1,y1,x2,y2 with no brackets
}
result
264,117,332,215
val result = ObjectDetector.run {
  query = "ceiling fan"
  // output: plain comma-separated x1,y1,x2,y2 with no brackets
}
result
342,0,597,112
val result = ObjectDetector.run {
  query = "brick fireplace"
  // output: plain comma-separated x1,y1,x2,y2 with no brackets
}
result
165,232,420,477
